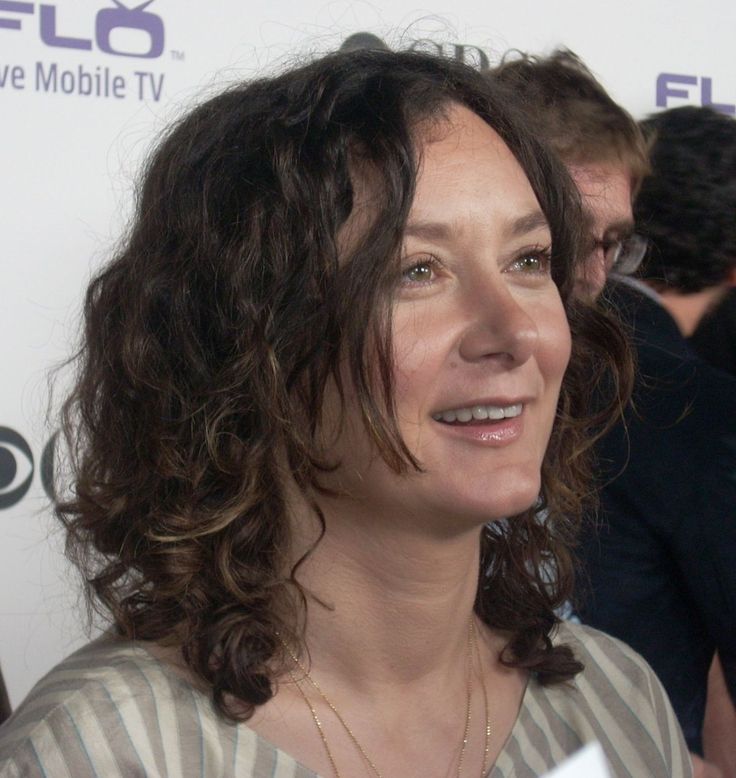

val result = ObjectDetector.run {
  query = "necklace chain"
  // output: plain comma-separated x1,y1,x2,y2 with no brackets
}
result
282,621,491,778
287,666,344,778
475,622,492,776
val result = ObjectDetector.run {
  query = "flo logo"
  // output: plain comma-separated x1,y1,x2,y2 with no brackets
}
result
0,426,57,509
656,74,735,116
0,0,164,59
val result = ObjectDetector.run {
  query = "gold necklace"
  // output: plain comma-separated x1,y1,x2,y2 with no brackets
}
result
475,622,492,776
287,667,343,778
282,620,491,778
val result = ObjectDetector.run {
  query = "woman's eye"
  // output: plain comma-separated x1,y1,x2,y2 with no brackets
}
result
509,249,552,275
401,258,438,286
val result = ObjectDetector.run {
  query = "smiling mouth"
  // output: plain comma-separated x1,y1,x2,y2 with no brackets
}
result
431,403,523,425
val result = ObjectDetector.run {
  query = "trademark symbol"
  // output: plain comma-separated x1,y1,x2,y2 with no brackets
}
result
171,49,185,61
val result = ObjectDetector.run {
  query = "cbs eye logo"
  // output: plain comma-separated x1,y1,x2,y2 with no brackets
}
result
0,426,57,510
339,32,490,70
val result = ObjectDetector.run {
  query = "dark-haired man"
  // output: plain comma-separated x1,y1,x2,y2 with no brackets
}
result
489,54,736,776
626,107,736,774
635,107,736,335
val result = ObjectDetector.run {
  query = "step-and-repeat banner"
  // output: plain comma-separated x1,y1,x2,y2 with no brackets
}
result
1,0,733,706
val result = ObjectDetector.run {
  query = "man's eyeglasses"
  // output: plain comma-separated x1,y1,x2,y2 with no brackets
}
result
594,233,649,275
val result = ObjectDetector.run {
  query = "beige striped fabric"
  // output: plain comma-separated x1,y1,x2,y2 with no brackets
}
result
0,622,692,777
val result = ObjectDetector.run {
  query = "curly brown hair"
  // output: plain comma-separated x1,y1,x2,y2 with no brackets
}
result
57,48,631,720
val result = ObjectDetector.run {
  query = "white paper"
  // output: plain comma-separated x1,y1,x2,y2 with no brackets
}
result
541,742,612,778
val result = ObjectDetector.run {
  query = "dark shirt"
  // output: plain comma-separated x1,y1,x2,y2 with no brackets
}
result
690,288,736,378
578,279,736,754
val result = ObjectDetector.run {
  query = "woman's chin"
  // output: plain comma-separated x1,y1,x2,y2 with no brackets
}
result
441,473,542,527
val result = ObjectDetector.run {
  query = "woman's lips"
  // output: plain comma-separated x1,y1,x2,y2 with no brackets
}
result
432,406,524,445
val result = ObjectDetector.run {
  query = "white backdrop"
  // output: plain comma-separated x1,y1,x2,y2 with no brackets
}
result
1,0,733,708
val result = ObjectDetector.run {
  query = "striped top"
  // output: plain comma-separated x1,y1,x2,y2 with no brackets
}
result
0,622,692,777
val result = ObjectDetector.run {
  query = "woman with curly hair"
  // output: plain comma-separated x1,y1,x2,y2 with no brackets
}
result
0,49,691,777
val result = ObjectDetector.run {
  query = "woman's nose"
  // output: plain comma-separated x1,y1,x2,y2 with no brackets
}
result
457,281,539,366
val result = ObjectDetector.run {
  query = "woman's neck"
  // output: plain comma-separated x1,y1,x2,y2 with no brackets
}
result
290,496,488,696
249,496,526,778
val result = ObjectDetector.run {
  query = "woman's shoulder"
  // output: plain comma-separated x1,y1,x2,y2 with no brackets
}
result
0,637,228,776
0,638,312,778
527,621,693,778
549,620,677,723
3,635,189,718
554,619,661,689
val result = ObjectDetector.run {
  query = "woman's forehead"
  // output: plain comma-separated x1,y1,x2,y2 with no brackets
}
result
409,106,545,237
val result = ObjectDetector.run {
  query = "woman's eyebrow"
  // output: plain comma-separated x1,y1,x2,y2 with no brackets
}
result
508,210,549,238
404,210,549,243
403,220,452,242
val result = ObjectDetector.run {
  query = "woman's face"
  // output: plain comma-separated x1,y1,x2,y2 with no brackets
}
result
324,104,571,531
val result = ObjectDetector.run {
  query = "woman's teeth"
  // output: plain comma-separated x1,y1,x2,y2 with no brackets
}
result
432,403,522,424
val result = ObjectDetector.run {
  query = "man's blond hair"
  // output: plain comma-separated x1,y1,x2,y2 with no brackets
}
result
490,49,649,192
